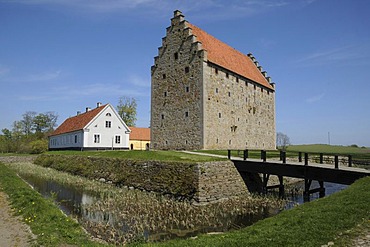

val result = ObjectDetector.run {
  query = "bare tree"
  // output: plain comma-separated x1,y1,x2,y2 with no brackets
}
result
276,132,291,150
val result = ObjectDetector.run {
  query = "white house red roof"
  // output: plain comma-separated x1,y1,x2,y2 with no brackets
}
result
50,104,108,136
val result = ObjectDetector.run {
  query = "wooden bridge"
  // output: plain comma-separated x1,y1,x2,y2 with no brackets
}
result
228,150,370,200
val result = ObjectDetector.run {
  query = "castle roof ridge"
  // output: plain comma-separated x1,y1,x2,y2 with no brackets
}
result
186,22,274,90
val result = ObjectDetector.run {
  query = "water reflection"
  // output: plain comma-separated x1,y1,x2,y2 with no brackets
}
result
20,173,347,244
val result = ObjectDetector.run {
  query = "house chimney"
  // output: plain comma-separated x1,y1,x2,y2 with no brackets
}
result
77,111,81,116
97,102,102,108
86,107,91,112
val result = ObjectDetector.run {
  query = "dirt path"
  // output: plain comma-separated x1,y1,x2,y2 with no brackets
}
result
0,190,35,247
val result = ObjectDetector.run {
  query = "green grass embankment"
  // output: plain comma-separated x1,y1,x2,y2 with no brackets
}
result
0,162,108,247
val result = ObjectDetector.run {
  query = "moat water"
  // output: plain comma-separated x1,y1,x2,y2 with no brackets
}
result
21,174,347,242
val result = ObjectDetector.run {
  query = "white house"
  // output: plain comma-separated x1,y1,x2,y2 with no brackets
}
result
49,102,130,151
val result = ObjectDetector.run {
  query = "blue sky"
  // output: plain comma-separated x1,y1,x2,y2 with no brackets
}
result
1,0,369,147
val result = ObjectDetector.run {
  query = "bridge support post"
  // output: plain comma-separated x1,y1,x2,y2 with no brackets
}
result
278,175,284,198
304,179,325,202
320,153,324,164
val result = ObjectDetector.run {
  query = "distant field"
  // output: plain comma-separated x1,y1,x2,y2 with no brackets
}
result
287,144,370,161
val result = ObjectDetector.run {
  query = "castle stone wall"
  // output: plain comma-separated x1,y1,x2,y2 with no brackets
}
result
151,10,276,150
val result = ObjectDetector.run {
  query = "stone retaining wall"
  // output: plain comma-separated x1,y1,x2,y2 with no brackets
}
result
33,154,248,204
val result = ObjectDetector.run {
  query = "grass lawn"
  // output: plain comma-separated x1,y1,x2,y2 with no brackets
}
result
44,150,225,162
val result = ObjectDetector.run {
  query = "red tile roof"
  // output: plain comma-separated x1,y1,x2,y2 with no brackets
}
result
129,127,150,141
50,104,108,136
187,23,273,90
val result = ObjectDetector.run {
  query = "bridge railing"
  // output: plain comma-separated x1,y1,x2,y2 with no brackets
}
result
227,149,364,169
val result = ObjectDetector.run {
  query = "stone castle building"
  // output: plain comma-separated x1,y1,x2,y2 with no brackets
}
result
151,10,276,150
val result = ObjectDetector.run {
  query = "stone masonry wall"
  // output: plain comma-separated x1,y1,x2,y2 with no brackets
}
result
151,10,276,150
203,63,276,150
196,160,249,204
34,154,248,204
151,11,205,150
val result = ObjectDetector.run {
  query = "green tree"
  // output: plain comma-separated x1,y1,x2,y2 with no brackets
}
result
117,96,137,127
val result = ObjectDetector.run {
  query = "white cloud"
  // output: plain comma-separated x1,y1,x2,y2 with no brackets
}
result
18,82,149,102
1,0,313,19
296,44,370,67
127,74,150,88
306,93,325,103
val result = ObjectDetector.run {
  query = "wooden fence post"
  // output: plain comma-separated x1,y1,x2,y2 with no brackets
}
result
304,153,309,166
348,155,352,167
335,155,339,169
243,149,248,161
299,152,302,162
282,151,286,164
261,150,267,162
320,153,323,164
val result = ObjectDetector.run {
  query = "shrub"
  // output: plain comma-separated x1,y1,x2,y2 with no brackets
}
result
29,139,48,154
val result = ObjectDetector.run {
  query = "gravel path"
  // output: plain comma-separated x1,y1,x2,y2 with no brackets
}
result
0,191,35,247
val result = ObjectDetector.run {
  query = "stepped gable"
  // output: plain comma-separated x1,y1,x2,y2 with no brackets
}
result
50,104,108,136
187,22,273,90
130,127,150,141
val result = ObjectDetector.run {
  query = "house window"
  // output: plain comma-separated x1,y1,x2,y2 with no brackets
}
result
174,52,179,60
94,134,100,143
115,135,121,144
185,67,190,73
106,121,111,128
74,135,78,143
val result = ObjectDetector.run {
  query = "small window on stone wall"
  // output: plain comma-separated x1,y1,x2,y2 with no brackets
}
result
219,113,222,118
164,92,167,97
254,85,257,90
174,52,179,60
228,92,231,97
185,67,190,73
185,111,189,117
215,68,218,74
229,140,232,145
163,74,166,79
236,77,239,83
185,86,189,92
216,88,219,93
226,72,229,78
161,114,165,119
261,88,263,93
